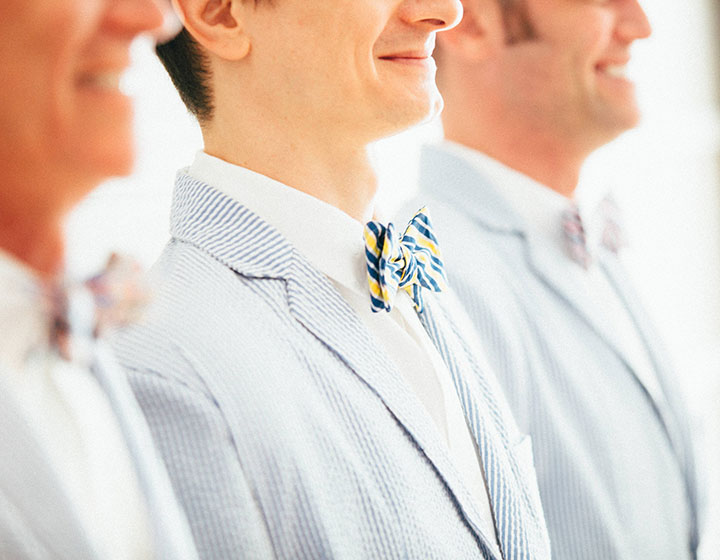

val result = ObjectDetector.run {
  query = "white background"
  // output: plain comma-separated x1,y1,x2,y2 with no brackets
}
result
65,1,720,550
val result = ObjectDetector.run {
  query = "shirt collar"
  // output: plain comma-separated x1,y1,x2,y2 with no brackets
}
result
437,140,608,255
187,151,371,297
0,250,51,372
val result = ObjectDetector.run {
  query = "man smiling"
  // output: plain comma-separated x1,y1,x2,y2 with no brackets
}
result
113,0,551,558
408,0,701,558
0,1,197,559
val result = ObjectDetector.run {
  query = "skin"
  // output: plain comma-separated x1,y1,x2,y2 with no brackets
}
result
437,0,652,197
0,0,167,277
175,0,463,222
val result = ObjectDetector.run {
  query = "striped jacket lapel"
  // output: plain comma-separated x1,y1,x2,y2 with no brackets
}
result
417,295,551,560
169,174,501,557
599,255,681,420
523,236,644,381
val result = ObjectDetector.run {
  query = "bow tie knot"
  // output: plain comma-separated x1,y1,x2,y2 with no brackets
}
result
364,207,447,313
50,253,149,362
562,195,627,268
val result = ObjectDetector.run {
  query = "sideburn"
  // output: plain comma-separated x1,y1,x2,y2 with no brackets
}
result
500,0,538,44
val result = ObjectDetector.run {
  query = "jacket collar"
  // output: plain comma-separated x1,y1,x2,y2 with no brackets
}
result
420,144,525,236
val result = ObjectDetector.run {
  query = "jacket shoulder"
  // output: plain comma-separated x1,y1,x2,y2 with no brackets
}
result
112,238,294,391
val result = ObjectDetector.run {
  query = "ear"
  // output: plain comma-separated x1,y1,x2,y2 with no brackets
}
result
173,0,250,61
437,0,504,61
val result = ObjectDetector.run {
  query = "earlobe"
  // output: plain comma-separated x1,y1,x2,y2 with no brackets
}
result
173,0,251,61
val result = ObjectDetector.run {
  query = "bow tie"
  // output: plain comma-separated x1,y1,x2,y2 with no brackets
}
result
364,207,447,313
49,253,148,362
562,195,627,269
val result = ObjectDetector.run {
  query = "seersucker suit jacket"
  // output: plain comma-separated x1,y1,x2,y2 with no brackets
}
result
409,144,701,560
112,173,551,560
0,342,199,560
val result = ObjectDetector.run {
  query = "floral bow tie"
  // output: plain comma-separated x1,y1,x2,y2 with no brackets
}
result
49,253,149,361
562,195,628,269
364,207,447,313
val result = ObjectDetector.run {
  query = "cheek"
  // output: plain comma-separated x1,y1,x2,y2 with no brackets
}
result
62,94,136,177
505,45,569,98
561,14,615,70
0,53,67,170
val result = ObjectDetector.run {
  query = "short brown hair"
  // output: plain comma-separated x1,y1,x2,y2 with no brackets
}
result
156,29,214,121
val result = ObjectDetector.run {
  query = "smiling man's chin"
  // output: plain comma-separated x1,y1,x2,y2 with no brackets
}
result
591,95,641,140
64,100,135,179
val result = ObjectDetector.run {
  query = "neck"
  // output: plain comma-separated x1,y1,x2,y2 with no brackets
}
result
445,122,585,198
0,209,65,279
202,106,378,223
0,161,91,278
439,75,596,199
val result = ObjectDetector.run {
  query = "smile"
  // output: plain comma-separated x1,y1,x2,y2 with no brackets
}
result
378,54,435,69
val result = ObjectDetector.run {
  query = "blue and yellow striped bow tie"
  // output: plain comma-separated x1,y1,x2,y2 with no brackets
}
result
364,207,448,313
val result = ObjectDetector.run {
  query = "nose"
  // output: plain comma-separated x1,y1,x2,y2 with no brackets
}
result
400,0,464,32
616,0,652,43
106,0,181,43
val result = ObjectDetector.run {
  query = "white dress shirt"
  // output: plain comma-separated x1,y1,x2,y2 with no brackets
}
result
188,151,501,552
0,250,153,560
440,140,664,404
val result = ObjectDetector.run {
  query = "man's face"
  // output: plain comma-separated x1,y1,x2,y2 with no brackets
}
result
246,0,462,142
0,0,164,192
496,0,651,144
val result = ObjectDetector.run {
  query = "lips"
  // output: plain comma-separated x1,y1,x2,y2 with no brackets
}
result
379,50,433,62
377,51,436,71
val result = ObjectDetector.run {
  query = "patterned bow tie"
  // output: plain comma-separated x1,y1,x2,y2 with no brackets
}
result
562,195,627,268
598,194,627,254
49,253,148,362
364,207,447,313
561,203,592,269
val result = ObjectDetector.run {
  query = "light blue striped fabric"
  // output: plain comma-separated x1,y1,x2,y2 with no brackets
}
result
409,144,701,560
113,173,551,560
418,302,549,560
0,341,199,560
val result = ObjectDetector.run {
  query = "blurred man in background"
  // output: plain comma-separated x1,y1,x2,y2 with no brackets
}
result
408,0,702,558
0,1,198,558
